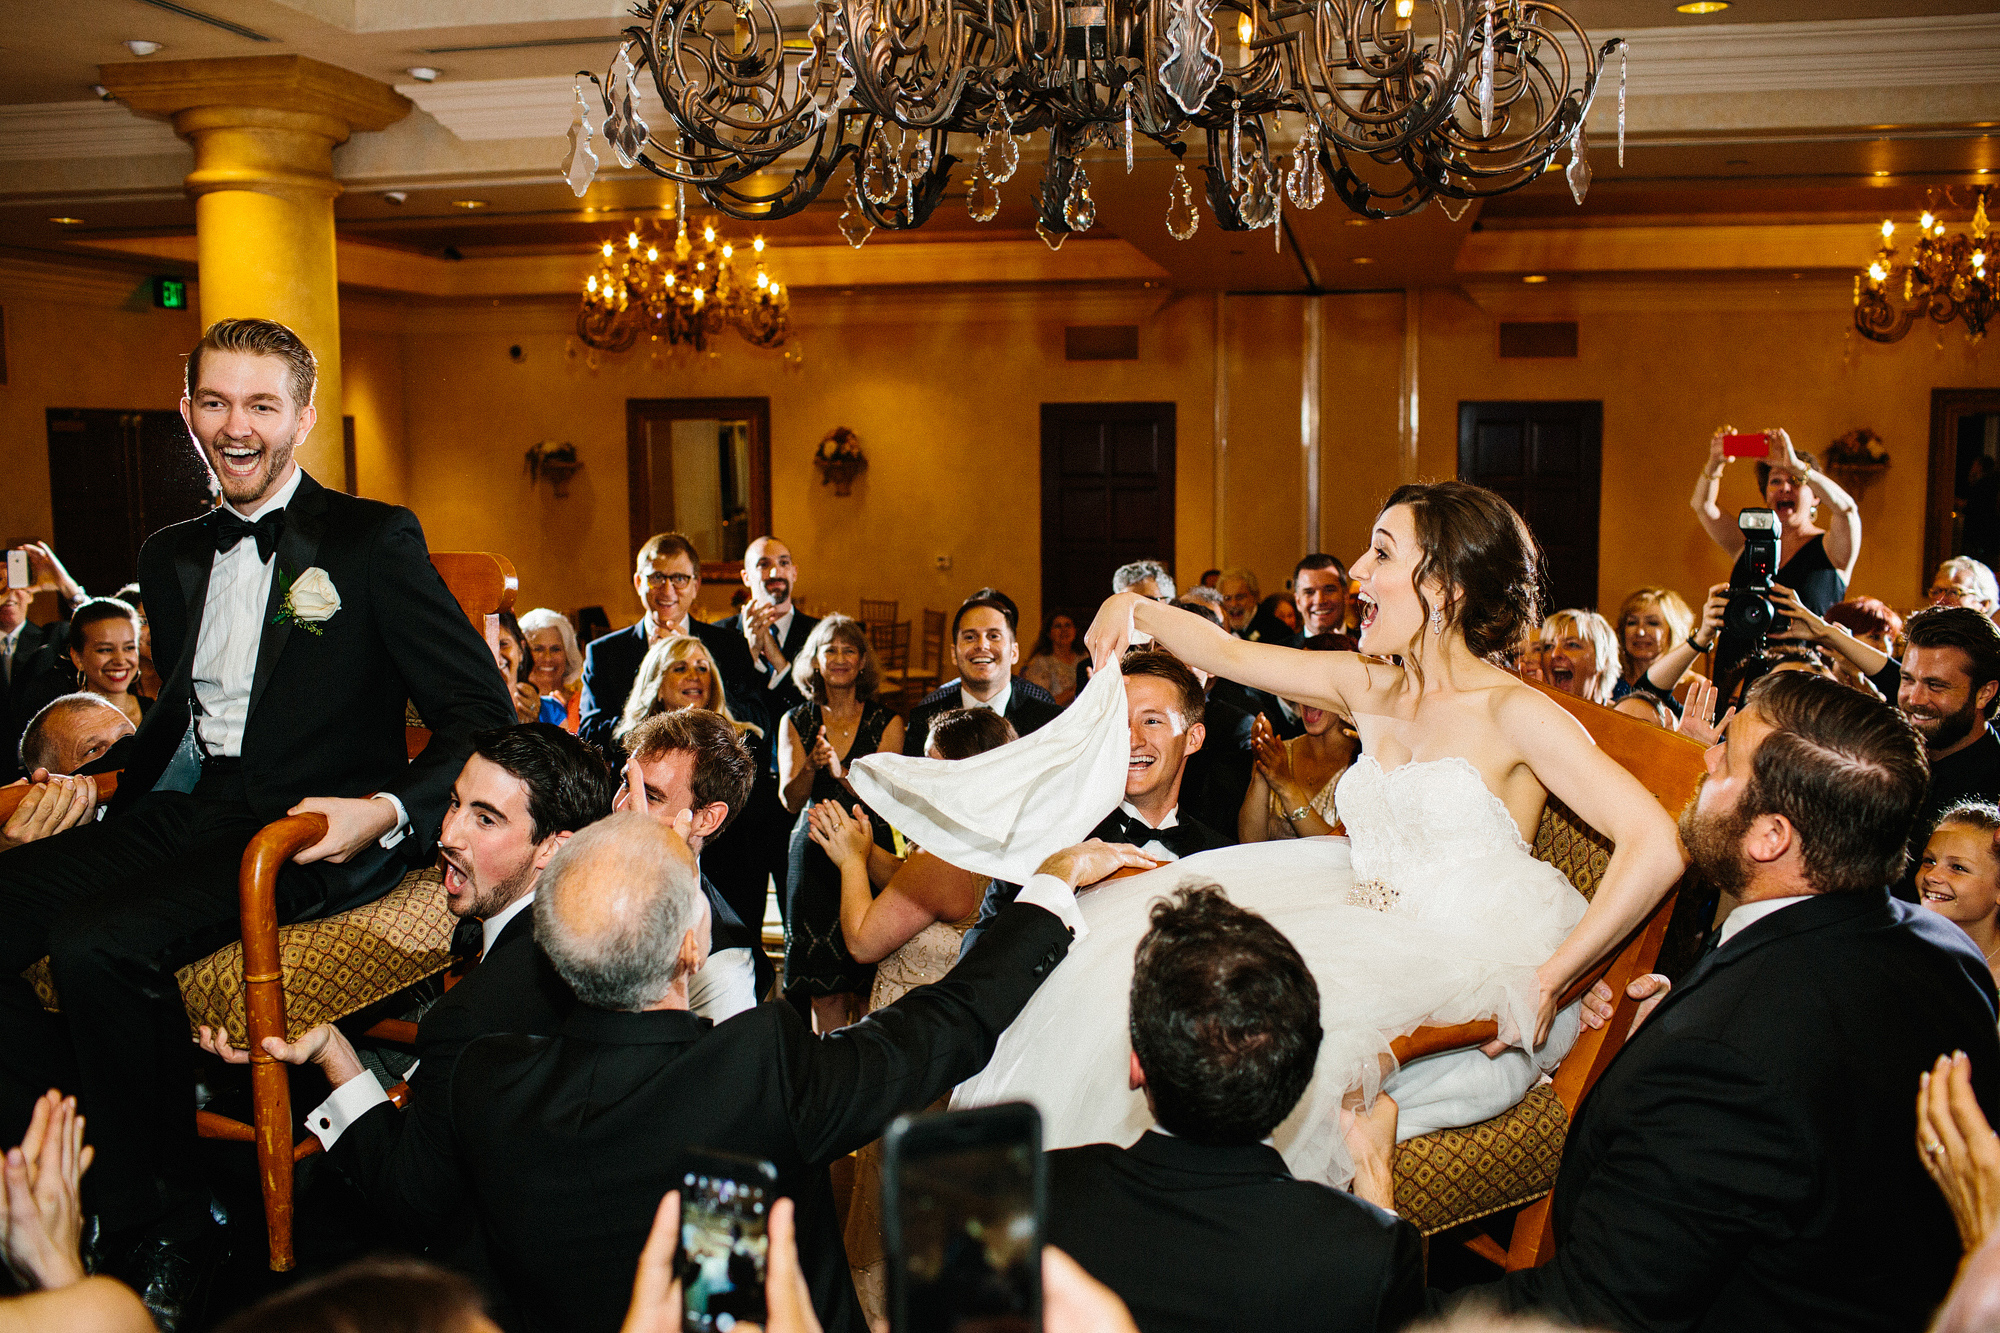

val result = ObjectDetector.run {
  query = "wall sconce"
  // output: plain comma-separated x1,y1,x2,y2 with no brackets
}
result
526,441,584,498
813,426,867,496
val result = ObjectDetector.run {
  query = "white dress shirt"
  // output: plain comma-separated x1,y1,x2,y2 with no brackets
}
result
960,679,1013,717
1717,894,1815,947
478,890,536,958
1117,799,1184,864
1014,872,1089,939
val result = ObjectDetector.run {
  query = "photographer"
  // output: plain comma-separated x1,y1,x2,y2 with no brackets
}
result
1691,426,1860,616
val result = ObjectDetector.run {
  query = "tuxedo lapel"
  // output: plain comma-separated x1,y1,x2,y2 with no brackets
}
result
247,472,328,727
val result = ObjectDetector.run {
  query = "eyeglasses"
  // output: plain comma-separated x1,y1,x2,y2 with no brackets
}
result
644,571,696,590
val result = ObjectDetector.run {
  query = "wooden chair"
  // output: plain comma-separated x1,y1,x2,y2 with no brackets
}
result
858,597,898,627
14,551,519,1272
881,609,944,702
1383,683,1715,1271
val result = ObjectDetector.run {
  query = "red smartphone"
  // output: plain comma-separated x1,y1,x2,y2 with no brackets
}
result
1722,432,1770,459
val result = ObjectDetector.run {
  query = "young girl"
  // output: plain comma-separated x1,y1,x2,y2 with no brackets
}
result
1917,800,2000,991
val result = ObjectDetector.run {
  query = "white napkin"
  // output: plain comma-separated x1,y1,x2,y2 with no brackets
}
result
847,666,1130,884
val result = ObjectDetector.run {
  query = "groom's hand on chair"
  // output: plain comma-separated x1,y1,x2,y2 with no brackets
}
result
289,795,402,863
1037,840,1161,890
1581,973,1671,1034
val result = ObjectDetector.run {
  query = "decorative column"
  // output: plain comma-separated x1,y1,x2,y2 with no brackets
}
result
98,56,409,480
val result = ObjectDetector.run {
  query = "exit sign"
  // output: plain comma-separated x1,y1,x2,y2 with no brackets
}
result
151,276,187,310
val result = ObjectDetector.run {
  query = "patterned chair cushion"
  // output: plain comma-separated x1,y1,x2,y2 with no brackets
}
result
1533,796,1612,902
1390,1081,1569,1236
23,867,456,1046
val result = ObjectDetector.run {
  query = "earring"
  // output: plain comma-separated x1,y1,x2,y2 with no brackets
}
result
1430,607,1444,634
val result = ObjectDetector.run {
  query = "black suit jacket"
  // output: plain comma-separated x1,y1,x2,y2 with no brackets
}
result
714,607,821,730
1478,890,2000,1332
1048,1132,1423,1333
123,472,514,913
345,901,1073,1333
1178,695,1254,845
1210,678,1305,741
902,677,1061,756
577,618,767,755
4,615,75,777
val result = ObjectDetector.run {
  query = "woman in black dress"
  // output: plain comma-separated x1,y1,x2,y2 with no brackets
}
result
777,614,907,1031
1690,426,1860,616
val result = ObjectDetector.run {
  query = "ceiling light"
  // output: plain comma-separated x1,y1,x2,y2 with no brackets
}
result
1674,2,1728,12
124,39,163,56
48,217,84,225
1522,274,1549,283
89,84,112,101
406,66,440,82
1351,256,1374,265
383,191,407,205
1344,219,1370,227
451,199,489,209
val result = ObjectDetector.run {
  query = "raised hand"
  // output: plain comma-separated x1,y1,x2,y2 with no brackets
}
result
0,1090,91,1290
620,1190,681,1333
807,725,842,779
1250,713,1290,784
1084,592,1144,671
1705,427,1734,472
1919,1051,2000,1253
1677,679,1731,749
1769,426,1807,478
512,680,543,724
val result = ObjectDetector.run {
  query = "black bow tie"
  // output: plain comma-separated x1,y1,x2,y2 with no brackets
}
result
1095,810,1204,859
449,916,485,964
213,509,285,563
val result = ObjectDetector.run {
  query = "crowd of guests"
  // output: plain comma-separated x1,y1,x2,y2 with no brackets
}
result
3,323,2000,1333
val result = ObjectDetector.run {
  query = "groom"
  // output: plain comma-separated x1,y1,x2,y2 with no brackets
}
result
0,319,512,1311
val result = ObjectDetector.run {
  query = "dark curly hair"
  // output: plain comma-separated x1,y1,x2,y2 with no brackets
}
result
1380,481,1544,663
1128,886,1322,1145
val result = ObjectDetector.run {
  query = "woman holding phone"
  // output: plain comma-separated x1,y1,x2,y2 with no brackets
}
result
1691,426,1860,616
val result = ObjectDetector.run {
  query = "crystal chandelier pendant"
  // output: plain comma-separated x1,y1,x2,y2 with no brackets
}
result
1159,0,1222,115
1236,149,1278,230
968,160,1002,221
1438,193,1471,223
905,136,934,211
1285,126,1325,210
562,81,600,198
861,134,902,205
1166,163,1199,240
1617,42,1628,168
983,121,1020,183
1477,1,1496,137
1566,125,1592,205
1125,97,1135,174
606,43,650,168
1037,217,1069,251
1065,166,1097,231
838,182,875,248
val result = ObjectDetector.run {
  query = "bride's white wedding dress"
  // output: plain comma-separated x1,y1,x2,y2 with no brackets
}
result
849,669,1589,1188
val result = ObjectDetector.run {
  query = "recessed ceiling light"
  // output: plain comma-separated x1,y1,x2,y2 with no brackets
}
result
89,84,112,101
1675,2,1728,12
452,199,489,209
1352,256,1374,264
383,191,408,205
406,66,440,82
124,39,163,56
1874,171,1890,178
1344,219,1370,227
1522,274,1549,283
48,216,84,225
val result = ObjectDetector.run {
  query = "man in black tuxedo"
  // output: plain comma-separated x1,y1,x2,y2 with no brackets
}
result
280,810,1144,1333
963,648,1226,954
1427,671,2000,1331
0,319,513,1311
1047,886,1422,1333
577,532,765,756
709,536,819,932
903,588,1061,757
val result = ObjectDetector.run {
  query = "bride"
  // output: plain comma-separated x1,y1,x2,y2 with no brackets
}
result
944,481,1686,1187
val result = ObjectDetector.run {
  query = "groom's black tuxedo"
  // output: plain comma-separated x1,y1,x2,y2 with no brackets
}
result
0,469,512,1236
349,901,1074,1333
1467,890,2000,1333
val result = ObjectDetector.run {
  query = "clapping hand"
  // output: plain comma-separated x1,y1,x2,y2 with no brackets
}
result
1919,1051,2000,1253
743,602,785,664
806,801,874,870
1250,713,1290,784
1,773,98,851
0,1090,92,1291
807,726,843,780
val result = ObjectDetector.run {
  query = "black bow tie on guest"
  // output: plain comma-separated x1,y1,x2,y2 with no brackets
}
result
212,509,286,563
1094,810,1203,859
449,916,485,964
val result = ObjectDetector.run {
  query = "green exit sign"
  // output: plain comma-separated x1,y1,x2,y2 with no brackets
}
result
151,276,187,310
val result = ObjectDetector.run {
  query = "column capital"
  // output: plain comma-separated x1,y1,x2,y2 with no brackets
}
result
98,54,411,137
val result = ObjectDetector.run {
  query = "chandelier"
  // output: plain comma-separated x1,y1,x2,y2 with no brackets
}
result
1855,189,1994,344
577,209,791,352
559,0,1626,245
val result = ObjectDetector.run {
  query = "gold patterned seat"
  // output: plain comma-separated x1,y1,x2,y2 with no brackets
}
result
1384,683,1714,1270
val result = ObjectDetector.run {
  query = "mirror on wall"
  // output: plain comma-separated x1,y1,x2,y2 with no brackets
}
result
625,397,771,577
1926,390,2000,583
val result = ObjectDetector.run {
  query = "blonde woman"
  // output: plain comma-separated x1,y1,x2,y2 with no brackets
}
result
520,607,586,732
1613,588,1695,697
613,635,763,751
1540,609,1622,708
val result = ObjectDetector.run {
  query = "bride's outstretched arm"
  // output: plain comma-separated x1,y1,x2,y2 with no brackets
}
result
1500,687,1689,1046
1085,592,1364,716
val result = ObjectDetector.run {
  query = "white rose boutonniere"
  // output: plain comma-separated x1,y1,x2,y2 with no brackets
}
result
274,566,340,636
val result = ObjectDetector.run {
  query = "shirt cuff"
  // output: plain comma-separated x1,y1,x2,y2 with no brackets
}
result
1015,872,1088,941
374,793,412,850
306,1070,391,1151
766,665,789,690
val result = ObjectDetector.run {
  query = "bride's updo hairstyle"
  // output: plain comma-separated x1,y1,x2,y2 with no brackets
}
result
1382,481,1544,662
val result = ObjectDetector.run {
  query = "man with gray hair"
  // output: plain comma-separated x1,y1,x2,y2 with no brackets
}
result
1113,560,1176,602
338,810,1148,1333
17,693,134,779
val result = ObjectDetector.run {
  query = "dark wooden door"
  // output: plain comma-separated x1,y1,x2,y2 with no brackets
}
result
45,409,215,595
1040,403,1176,625
1457,400,1603,613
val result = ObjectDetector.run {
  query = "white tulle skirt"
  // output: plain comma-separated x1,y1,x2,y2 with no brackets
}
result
952,837,1582,1188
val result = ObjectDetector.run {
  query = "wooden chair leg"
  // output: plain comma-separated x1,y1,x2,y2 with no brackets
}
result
249,1048,296,1271
1505,1193,1557,1270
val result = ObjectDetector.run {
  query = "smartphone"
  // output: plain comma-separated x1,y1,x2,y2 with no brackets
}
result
675,1150,777,1333
883,1103,1044,1333
1722,432,1770,459
5,550,28,591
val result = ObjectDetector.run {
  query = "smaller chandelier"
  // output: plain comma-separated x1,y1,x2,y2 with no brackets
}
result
578,213,789,353
1855,189,1993,344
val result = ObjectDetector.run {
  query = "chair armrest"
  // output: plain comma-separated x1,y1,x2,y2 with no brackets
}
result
0,771,121,825
238,814,329,1047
